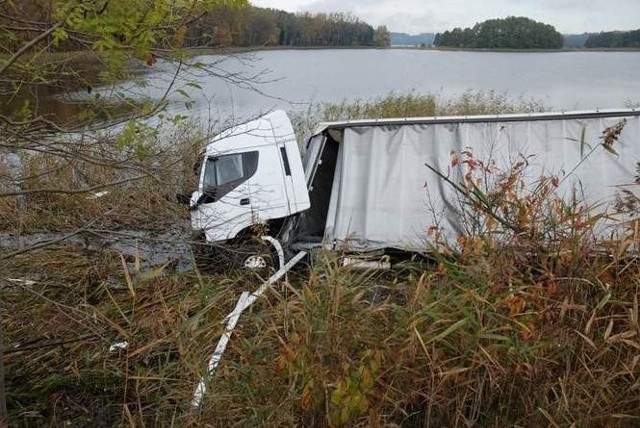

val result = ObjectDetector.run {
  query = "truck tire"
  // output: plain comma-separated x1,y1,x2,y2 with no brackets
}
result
191,233,276,274
228,238,278,273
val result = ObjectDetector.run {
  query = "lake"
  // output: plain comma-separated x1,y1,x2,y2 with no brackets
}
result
107,48,640,123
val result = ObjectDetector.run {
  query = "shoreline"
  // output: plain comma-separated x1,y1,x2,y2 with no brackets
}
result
182,45,640,56
10,45,639,64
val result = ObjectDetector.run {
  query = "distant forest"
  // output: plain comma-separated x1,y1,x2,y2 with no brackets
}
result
186,6,391,48
390,28,640,50
0,3,390,53
434,17,563,49
584,30,640,48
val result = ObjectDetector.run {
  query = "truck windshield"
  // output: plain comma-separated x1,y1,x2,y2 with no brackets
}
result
202,151,259,189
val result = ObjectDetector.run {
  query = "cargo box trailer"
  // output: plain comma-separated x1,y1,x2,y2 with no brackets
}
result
189,109,640,268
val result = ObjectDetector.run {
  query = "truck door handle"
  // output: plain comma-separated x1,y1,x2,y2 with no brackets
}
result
240,198,250,206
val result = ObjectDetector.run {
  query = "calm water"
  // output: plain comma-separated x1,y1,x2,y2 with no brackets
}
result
113,49,640,122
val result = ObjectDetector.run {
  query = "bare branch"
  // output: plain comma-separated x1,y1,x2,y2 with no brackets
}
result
0,174,149,198
0,22,62,75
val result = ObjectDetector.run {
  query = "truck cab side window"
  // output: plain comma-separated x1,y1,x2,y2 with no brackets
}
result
200,151,259,203
204,154,244,188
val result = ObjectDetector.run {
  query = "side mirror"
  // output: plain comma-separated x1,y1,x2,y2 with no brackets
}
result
196,190,217,206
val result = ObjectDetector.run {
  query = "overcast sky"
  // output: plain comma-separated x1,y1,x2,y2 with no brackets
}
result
250,0,640,34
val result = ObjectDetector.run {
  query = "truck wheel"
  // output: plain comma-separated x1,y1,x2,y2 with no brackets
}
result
231,240,277,273
191,233,279,273
243,254,269,269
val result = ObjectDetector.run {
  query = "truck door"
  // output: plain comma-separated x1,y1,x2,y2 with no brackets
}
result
192,151,259,242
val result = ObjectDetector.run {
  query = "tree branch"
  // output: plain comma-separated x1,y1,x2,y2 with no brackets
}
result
0,174,149,198
0,22,62,75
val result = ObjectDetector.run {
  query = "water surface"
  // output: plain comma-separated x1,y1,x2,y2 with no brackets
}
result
128,49,640,122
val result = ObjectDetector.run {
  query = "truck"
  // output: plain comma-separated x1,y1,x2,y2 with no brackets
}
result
189,108,640,269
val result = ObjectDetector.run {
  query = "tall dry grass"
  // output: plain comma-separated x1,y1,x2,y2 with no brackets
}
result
197,121,640,427
292,90,547,144
5,241,640,426
2,94,640,426
199,253,640,427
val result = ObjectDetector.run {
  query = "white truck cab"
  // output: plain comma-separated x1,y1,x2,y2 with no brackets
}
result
190,110,310,244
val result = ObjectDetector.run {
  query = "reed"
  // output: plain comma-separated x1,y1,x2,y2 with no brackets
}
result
3,95,640,426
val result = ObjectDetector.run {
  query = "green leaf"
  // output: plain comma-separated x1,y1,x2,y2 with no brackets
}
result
52,27,68,45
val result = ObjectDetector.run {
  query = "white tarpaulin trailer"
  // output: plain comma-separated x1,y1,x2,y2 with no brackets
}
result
294,109,640,252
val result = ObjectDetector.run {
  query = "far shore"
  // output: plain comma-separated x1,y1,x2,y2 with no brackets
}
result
182,45,640,56
12,45,640,66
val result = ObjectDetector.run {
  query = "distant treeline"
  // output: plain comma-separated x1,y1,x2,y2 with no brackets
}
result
186,6,391,48
434,16,563,49
0,2,390,53
584,30,640,48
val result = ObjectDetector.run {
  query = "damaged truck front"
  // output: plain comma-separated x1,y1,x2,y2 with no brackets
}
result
189,110,309,268
191,108,640,269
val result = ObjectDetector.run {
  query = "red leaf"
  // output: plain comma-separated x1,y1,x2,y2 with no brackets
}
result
145,53,157,67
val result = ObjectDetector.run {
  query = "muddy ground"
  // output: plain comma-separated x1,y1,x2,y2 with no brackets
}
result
0,225,195,274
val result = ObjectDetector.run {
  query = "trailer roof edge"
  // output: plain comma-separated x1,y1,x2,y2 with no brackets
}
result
312,108,640,134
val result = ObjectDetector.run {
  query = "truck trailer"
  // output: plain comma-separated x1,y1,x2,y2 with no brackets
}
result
189,109,640,268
